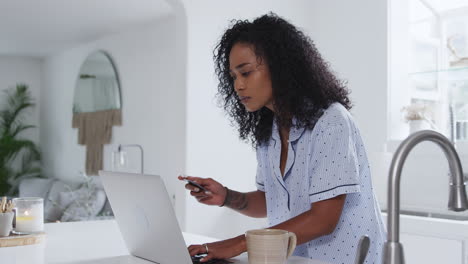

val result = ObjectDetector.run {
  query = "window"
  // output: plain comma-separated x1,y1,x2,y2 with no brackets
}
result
389,0,468,142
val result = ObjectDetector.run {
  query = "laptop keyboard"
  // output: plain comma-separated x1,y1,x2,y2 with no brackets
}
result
191,255,232,264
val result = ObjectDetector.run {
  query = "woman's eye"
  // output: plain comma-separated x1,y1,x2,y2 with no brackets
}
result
241,71,251,77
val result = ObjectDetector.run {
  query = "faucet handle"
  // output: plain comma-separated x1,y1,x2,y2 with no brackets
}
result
354,235,370,264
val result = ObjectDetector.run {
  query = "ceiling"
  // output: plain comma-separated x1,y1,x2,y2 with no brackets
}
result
0,0,174,57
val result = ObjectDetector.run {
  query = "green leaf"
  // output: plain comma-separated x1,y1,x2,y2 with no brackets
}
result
0,84,41,196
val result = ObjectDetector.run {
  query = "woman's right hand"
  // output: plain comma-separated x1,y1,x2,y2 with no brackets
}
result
178,175,228,206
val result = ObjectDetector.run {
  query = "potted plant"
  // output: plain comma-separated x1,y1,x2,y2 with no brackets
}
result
0,84,42,196
401,103,433,133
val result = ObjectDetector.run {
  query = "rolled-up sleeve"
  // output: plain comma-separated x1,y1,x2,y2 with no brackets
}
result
255,148,266,192
308,122,361,203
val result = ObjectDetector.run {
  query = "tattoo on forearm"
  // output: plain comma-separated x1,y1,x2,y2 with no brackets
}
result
224,188,248,211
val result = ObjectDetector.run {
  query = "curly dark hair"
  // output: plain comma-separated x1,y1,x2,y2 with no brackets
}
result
214,13,352,147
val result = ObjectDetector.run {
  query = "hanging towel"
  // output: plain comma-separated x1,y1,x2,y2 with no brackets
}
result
72,109,122,175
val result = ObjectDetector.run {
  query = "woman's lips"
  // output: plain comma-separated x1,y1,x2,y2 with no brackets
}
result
239,96,251,104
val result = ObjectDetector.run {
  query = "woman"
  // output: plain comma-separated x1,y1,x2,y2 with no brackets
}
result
179,13,386,264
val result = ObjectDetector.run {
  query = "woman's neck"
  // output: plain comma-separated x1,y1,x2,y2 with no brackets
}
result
279,125,290,144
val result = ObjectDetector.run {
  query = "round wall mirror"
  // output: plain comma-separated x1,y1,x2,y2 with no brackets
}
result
73,51,121,113
72,50,122,176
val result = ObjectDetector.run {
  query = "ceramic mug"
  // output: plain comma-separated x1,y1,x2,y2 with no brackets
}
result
0,211,14,237
245,229,297,264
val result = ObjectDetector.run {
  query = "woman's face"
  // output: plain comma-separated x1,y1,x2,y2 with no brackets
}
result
229,42,274,112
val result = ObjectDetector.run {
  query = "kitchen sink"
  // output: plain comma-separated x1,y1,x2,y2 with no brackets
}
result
382,209,468,221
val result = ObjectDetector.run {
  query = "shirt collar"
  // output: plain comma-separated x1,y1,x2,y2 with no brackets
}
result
271,117,305,143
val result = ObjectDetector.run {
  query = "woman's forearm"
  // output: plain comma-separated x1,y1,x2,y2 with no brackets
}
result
271,194,346,245
224,189,267,218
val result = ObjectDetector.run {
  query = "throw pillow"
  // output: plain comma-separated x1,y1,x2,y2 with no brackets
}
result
59,186,107,222
44,181,72,222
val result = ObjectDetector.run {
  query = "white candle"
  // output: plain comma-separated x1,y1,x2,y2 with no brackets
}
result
13,197,44,233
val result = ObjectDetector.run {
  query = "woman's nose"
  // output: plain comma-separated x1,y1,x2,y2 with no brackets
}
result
234,79,245,91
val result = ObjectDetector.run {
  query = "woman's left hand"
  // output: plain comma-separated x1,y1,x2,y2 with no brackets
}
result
188,235,246,262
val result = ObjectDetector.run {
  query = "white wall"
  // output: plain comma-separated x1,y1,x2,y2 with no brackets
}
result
0,56,42,145
301,0,390,212
181,0,389,239
40,12,188,221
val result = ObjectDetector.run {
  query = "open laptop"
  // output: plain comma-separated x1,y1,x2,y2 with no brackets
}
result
99,171,196,264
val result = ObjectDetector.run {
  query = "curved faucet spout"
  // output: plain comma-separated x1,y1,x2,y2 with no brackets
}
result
383,130,468,264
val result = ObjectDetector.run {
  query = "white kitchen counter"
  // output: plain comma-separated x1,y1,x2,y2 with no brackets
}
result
3,212,468,264
0,220,329,264
382,212,468,264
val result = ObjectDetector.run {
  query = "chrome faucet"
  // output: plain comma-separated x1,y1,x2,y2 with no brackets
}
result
383,130,468,264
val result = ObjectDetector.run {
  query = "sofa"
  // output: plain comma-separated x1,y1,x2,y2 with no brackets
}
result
18,175,113,222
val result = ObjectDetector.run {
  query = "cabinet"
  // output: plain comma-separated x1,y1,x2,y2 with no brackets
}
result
401,233,463,264
409,66,468,139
